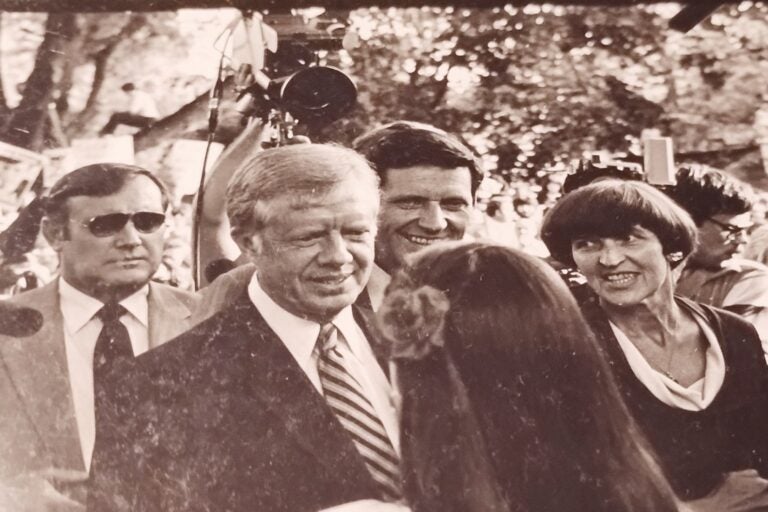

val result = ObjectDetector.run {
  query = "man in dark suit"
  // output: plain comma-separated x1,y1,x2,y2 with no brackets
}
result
90,145,407,512
0,164,197,510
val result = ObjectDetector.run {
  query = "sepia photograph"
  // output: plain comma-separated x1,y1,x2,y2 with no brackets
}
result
0,0,767,511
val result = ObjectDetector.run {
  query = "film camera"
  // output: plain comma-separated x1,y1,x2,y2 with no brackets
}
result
230,10,358,135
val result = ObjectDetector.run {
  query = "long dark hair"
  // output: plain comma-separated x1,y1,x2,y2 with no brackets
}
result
383,242,679,512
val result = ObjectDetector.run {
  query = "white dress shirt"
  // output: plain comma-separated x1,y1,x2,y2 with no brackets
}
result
59,278,150,470
365,264,392,313
248,274,400,455
610,305,726,412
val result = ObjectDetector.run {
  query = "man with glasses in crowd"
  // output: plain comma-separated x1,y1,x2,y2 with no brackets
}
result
670,166,768,361
0,163,197,509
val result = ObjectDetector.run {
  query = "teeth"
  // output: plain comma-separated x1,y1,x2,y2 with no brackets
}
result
317,275,348,284
605,273,635,284
404,235,439,246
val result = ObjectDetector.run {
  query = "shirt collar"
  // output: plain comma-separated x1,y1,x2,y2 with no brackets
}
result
58,277,149,333
366,263,391,312
247,273,360,371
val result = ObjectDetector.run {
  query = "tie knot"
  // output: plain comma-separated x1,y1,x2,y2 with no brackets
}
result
96,302,128,323
317,323,338,353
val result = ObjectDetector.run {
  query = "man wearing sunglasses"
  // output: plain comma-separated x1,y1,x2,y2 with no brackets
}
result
670,166,768,361
0,163,198,508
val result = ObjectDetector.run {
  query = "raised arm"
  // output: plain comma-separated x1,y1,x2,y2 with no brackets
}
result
197,119,269,286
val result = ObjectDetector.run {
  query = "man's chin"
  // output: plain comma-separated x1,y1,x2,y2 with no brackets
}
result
99,271,153,291
303,293,361,321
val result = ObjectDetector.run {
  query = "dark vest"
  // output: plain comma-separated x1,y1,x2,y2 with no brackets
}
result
580,292,768,500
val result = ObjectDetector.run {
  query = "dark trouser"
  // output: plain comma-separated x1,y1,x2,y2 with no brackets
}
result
100,112,155,135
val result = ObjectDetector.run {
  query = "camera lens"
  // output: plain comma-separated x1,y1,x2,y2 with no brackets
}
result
280,67,357,122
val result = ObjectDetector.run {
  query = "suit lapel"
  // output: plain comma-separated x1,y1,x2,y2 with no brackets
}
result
147,283,192,348
0,282,84,471
226,295,375,489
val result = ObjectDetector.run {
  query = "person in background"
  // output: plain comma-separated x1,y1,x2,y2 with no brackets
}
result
0,164,198,510
478,193,519,247
510,194,549,258
668,166,768,361
89,145,409,512
377,241,680,512
561,158,644,194
99,83,159,136
541,180,768,511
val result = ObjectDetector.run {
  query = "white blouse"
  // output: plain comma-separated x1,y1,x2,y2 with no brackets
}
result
609,307,726,412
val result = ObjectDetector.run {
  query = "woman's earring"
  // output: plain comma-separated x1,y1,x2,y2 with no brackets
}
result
666,252,683,263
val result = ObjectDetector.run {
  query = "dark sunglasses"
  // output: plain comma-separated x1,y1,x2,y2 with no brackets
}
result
83,211,166,237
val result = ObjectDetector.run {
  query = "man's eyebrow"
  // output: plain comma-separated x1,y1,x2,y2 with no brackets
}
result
387,194,427,202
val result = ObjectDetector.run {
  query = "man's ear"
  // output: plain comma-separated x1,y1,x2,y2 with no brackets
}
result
41,217,66,251
232,229,263,260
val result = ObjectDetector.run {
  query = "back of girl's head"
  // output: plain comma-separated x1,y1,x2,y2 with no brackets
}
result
386,242,678,512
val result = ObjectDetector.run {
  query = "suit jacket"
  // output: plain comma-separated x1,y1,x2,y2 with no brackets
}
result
0,280,197,503
89,291,387,512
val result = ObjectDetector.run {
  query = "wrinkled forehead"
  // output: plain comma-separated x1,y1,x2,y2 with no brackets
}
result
259,179,380,226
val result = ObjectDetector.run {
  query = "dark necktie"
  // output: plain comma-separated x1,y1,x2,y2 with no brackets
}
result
316,323,402,501
93,303,133,427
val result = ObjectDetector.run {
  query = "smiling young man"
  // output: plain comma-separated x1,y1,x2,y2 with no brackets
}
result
351,121,483,309
90,145,410,512
668,166,768,360
0,164,197,508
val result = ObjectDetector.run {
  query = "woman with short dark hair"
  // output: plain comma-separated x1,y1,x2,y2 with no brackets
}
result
542,180,768,510
377,241,679,512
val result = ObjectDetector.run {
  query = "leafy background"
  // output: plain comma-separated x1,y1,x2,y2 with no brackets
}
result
0,3,766,288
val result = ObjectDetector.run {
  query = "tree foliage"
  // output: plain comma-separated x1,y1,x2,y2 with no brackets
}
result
327,3,768,187
0,3,767,187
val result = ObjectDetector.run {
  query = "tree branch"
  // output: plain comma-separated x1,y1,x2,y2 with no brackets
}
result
0,12,76,150
67,12,147,136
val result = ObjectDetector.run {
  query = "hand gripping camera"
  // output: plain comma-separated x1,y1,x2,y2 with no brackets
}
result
230,10,358,144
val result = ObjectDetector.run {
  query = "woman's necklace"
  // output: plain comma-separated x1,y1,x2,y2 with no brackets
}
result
661,348,681,384
657,329,705,385
658,330,681,383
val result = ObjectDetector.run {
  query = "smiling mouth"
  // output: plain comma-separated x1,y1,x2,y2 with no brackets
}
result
401,233,448,246
312,274,351,285
602,273,637,286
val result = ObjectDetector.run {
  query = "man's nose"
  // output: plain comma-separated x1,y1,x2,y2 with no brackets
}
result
318,233,353,266
114,220,142,246
733,229,750,244
598,243,625,267
418,202,448,232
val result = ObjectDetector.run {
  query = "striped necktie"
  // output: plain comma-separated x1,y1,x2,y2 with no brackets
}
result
316,323,402,501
